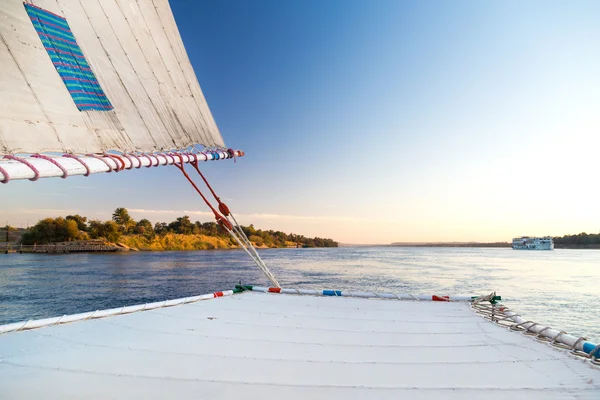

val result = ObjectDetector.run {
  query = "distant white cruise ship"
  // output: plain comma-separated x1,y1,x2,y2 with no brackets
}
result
512,236,554,250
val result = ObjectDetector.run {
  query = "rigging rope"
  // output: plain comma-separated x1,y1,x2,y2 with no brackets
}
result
187,155,276,284
172,153,280,288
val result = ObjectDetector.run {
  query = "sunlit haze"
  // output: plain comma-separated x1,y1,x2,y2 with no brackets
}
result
2,0,600,244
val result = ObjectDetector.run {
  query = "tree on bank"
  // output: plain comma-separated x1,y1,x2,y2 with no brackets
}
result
19,207,339,248
2,225,16,243
66,214,88,231
554,232,600,246
135,219,154,239
112,207,134,233
21,217,84,244
88,220,122,243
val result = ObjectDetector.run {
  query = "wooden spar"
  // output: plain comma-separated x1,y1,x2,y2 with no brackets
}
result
0,151,243,183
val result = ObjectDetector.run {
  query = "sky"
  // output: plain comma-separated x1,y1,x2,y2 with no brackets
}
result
2,0,600,244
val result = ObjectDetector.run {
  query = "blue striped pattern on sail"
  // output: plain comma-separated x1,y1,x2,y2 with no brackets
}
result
24,4,112,111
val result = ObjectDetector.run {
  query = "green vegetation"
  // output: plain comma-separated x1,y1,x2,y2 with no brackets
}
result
553,232,600,248
21,217,88,244
19,208,338,251
1,225,21,243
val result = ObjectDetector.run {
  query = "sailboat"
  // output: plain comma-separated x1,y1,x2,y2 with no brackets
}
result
0,1,598,398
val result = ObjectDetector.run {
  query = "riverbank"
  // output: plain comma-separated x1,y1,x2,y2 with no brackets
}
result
391,242,511,248
118,233,303,251
14,209,338,251
1,234,325,253
1,240,125,254
554,244,600,249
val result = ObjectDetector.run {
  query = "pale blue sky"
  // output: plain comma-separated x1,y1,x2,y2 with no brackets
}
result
2,0,600,243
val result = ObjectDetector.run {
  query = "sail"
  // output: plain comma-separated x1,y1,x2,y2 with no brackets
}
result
0,0,224,156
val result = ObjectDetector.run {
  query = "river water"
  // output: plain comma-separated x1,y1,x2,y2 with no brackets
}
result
0,247,598,342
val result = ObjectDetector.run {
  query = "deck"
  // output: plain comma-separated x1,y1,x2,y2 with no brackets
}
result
0,290,598,399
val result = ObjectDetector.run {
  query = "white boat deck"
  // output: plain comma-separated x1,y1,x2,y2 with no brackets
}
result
0,291,598,399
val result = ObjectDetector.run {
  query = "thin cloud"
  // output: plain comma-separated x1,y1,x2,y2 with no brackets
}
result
128,209,213,217
38,192,67,197
128,209,376,224
246,213,374,223
15,208,77,214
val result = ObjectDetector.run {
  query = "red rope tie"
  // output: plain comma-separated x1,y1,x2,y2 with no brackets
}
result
158,153,172,166
189,158,231,217
171,153,233,231
103,153,125,172
3,155,40,181
115,155,126,170
127,153,142,169
32,154,68,179
63,154,91,176
215,213,233,231
227,148,237,163
120,154,134,170
86,153,113,172
183,152,199,166
164,153,176,164
149,154,159,167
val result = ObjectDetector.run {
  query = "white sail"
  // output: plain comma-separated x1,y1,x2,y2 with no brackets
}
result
0,0,224,156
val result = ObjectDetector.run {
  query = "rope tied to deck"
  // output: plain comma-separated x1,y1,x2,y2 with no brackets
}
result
472,292,498,304
471,301,600,364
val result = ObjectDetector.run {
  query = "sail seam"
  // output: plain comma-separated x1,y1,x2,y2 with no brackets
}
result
149,0,214,147
95,0,180,149
0,27,66,151
74,0,158,152
112,0,197,148
138,0,212,148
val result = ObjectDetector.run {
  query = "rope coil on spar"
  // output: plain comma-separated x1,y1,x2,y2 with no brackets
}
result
86,153,114,172
120,153,135,170
0,150,244,182
127,153,143,169
3,155,40,181
32,154,68,178
140,153,155,167
471,301,600,365
63,154,91,176
0,164,10,184
103,153,126,171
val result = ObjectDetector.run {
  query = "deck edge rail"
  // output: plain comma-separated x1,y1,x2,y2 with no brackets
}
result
0,290,233,335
